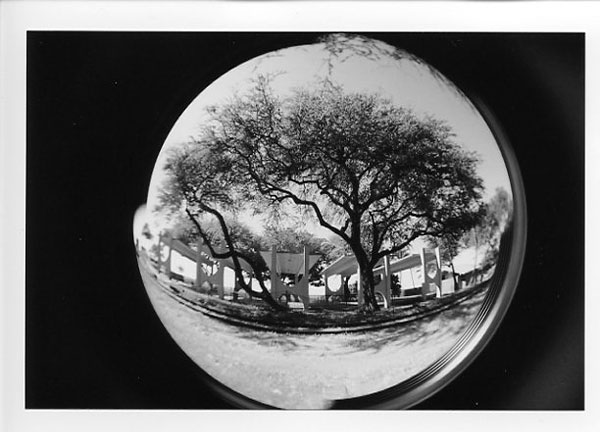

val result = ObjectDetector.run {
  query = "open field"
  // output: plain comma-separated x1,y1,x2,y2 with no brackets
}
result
139,261,488,409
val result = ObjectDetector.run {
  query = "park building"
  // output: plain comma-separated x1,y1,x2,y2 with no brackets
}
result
138,230,465,310
319,249,457,309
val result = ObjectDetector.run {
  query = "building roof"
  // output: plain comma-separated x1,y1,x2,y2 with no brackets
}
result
259,251,321,276
320,253,423,278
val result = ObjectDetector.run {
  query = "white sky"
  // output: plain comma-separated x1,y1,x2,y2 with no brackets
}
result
146,35,513,254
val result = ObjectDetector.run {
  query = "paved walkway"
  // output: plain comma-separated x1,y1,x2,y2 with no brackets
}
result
140,263,488,409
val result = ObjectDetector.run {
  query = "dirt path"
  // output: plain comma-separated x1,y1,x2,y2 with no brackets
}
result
140,264,487,409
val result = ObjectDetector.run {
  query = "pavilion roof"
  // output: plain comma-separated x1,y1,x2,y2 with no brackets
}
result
259,251,321,276
320,253,423,277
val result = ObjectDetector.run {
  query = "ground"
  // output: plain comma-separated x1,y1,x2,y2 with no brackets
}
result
139,262,488,409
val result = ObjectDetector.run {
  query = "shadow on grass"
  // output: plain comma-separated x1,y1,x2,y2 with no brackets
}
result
228,289,488,355
338,289,488,354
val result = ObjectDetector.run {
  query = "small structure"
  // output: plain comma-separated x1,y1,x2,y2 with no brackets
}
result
156,231,254,299
260,247,321,306
154,232,321,306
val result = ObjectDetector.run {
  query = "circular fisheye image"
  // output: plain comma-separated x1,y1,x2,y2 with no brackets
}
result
133,34,524,409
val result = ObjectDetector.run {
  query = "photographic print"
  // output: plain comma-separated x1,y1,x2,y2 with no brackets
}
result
23,30,583,412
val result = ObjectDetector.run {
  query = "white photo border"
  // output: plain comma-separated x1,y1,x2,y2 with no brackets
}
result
1,1,598,431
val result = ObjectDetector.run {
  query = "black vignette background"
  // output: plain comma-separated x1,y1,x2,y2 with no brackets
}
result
25,32,583,409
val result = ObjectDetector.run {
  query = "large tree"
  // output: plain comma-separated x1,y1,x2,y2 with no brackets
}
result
182,77,485,311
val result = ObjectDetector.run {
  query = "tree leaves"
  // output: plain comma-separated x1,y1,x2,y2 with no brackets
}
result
157,77,486,311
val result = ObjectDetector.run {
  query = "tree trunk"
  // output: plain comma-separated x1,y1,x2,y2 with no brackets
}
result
254,289,287,311
232,270,287,311
358,262,380,312
472,234,479,286
348,221,380,312
449,261,459,291
232,286,240,301
342,276,350,302
185,208,285,311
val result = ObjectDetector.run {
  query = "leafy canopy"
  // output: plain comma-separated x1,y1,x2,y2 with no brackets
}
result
157,77,486,311
200,77,485,266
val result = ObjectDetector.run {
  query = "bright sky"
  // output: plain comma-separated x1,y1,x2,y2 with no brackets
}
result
145,35,512,257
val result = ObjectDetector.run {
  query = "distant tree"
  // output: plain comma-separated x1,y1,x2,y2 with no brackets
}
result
196,77,485,311
169,212,265,265
462,187,513,280
149,243,161,264
262,225,315,254
391,273,402,297
141,222,153,240
481,187,513,268
168,214,198,245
